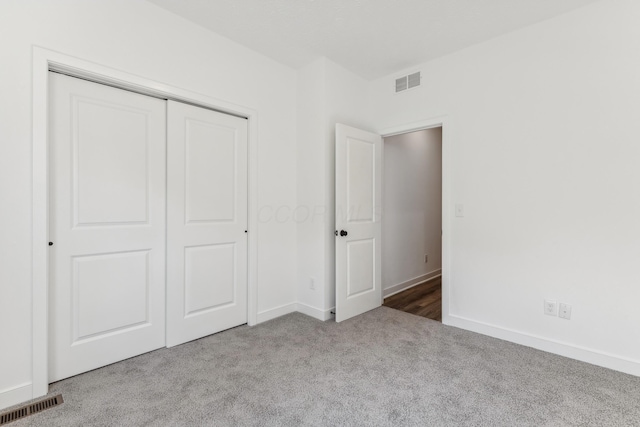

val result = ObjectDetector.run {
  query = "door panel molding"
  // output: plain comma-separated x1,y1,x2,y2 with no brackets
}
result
32,47,259,402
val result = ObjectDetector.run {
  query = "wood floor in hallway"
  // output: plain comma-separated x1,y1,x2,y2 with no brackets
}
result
383,276,442,322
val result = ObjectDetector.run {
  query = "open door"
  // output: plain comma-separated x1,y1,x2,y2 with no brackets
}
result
335,124,382,322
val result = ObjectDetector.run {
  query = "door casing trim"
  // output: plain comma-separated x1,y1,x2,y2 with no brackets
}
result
378,116,451,325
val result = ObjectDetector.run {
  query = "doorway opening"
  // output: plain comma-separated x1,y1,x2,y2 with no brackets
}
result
381,127,443,321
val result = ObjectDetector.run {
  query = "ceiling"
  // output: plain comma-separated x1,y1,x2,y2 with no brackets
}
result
146,0,599,80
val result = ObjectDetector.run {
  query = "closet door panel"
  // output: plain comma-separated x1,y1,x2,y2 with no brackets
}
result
49,72,166,382
166,100,248,347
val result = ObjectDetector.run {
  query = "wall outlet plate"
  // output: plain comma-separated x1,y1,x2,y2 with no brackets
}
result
544,299,558,316
559,303,572,320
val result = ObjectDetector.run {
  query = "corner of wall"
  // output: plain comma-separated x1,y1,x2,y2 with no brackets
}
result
295,58,329,314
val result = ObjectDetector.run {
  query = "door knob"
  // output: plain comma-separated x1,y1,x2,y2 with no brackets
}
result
340,230,348,237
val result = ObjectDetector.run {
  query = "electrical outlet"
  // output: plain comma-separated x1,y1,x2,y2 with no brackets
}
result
310,277,316,291
424,254,428,263
559,303,572,320
544,299,558,316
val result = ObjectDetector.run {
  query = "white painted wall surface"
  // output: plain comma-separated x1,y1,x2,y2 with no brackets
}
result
370,0,640,374
383,129,442,292
296,59,327,313
0,0,297,408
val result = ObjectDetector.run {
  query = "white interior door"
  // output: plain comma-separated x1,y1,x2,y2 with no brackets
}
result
49,73,166,382
335,123,382,322
166,100,248,347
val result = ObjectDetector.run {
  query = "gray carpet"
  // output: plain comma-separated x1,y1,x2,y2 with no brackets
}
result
6,307,640,426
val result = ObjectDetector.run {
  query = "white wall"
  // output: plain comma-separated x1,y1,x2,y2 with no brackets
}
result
296,59,327,313
295,58,373,317
0,0,297,409
370,0,640,375
383,129,442,294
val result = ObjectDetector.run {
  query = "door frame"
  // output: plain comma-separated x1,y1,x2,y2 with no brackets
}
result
31,46,259,398
378,116,451,324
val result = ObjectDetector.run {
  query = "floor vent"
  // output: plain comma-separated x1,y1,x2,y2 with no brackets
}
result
0,394,63,425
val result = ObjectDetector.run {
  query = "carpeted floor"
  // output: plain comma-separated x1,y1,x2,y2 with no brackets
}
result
5,307,640,426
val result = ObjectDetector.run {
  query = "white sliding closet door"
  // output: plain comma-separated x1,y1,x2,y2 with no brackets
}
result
49,73,167,382
166,101,248,347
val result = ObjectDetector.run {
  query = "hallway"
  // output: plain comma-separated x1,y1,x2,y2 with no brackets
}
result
383,276,441,322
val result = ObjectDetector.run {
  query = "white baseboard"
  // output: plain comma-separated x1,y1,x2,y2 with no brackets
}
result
445,314,640,377
383,269,442,298
0,382,32,411
256,303,298,324
256,302,335,324
296,303,335,321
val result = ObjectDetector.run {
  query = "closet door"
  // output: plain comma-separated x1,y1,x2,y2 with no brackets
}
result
166,101,248,347
49,73,166,382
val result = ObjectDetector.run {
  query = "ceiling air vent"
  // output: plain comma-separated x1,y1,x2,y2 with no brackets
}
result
395,76,408,93
395,71,421,93
408,72,421,89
